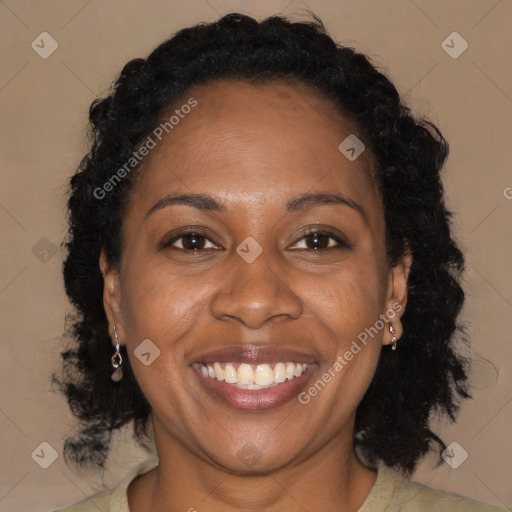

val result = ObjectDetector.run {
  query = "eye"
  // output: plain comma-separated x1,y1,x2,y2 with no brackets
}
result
291,229,351,251
162,230,220,251
161,228,351,253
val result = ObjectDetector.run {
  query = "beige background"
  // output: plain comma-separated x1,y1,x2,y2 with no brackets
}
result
0,0,511,510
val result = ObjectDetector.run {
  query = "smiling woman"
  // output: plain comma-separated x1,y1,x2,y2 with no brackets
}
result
53,12,506,512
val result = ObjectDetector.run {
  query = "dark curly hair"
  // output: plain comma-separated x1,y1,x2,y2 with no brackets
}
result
54,12,470,476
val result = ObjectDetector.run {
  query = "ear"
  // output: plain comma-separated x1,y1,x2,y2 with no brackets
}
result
99,250,125,347
383,246,413,346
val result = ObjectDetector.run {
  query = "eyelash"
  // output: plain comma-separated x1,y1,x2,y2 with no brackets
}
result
162,229,352,252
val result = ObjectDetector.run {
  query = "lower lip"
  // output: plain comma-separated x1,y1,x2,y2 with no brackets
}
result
192,365,317,410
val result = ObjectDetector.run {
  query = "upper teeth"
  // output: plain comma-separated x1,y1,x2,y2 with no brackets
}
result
199,362,308,389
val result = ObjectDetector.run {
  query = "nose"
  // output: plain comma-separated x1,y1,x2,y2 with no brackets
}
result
210,250,303,329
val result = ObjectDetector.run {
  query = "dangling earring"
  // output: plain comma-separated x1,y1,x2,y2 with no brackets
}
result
111,325,124,382
389,325,397,351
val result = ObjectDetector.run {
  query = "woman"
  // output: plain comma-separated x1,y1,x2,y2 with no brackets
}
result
54,12,507,512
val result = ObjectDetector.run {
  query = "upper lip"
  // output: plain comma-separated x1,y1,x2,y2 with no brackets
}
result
193,345,318,365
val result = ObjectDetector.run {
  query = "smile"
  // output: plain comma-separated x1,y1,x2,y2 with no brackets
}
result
196,362,309,389
191,345,318,410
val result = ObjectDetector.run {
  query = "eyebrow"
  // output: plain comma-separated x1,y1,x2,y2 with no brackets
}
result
285,192,365,219
146,193,228,218
145,191,366,220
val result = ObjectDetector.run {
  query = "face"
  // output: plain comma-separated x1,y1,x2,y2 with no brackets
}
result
101,79,411,473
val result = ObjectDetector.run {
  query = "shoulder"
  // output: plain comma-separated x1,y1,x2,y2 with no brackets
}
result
53,457,159,512
373,464,508,511
53,488,113,512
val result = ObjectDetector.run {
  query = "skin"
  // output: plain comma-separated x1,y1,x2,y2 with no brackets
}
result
100,78,412,512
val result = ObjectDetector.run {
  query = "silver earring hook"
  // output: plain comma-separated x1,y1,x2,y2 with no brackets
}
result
390,324,397,350
110,326,124,382
111,325,123,368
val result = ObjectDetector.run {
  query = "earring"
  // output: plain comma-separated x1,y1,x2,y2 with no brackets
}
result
110,325,124,382
389,325,397,351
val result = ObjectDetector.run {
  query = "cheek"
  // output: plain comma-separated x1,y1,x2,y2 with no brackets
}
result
119,265,212,406
301,263,386,339
120,262,213,347
295,270,386,430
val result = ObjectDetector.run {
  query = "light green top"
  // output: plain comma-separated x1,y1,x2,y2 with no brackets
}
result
55,457,508,511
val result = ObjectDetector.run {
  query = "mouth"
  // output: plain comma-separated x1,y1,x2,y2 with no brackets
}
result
190,345,318,410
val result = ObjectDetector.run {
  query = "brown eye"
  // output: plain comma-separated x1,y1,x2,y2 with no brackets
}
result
291,229,352,251
180,233,207,250
163,231,219,251
304,232,332,250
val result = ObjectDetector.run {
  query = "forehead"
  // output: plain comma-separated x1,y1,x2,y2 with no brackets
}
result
129,78,381,220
